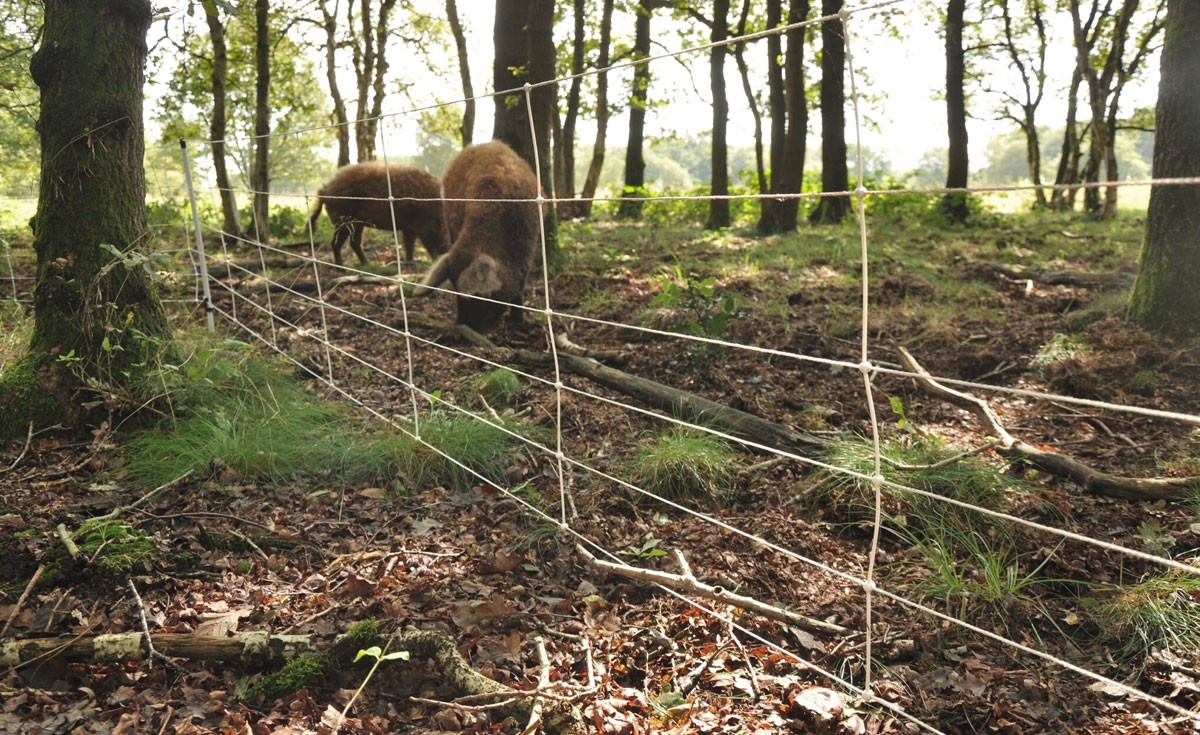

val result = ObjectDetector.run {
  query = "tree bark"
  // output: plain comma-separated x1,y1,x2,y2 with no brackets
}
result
318,0,351,168
578,0,615,219
1128,0,1200,338
995,0,1048,209
941,0,970,224
618,0,657,220
1050,64,1083,211
733,0,767,198
446,0,474,146
492,0,529,152
757,0,809,234
364,0,397,160
252,0,271,242
706,0,731,230
808,0,849,225
204,4,243,238
1,0,170,441
527,0,560,261
555,0,586,219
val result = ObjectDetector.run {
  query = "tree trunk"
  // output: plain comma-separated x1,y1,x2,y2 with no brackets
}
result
733,0,766,198
555,0,586,219
618,0,656,220
941,0,970,224
706,0,731,230
364,0,397,159
252,0,271,242
492,0,529,152
1050,65,1083,211
204,6,243,238
1128,0,1200,338
996,0,1049,209
318,0,351,168
1,0,170,441
808,0,849,225
758,0,808,234
447,0,473,146
527,0,560,262
578,0,614,219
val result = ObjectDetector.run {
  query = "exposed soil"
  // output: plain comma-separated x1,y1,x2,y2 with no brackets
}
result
2,219,1199,735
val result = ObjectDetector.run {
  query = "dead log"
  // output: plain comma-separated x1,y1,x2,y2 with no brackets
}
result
898,347,1199,502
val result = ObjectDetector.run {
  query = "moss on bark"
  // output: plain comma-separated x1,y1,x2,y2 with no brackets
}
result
0,0,169,443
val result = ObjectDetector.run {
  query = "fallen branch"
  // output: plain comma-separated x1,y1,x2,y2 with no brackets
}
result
0,629,584,734
576,544,848,637
898,347,1199,501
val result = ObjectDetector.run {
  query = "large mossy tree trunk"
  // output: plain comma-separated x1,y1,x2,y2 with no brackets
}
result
1128,0,1200,337
0,0,170,442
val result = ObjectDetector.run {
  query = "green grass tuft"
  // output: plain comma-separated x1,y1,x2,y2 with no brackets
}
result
630,426,736,501
1089,571,1200,661
125,335,421,488
471,367,522,408
414,412,519,491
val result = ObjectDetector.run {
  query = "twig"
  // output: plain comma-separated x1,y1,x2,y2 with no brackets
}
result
0,563,45,639
55,524,80,560
576,544,847,636
90,470,194,524
5,421,34,472
521,637,552,735
898,347,1200,501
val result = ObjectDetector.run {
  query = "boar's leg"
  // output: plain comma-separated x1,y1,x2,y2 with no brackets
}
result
411,253,454,298
401,229,417,263
330,222,353,265
348,222,369,265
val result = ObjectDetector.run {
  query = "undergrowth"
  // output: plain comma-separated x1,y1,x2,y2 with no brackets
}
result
630,426,736,501
124,335,519,493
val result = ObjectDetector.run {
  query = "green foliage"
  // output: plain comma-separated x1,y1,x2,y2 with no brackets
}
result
248,652,338,700
1029,333,1088,375
0,3,40,197
471,368,522,408
619,536,668,561
0,300,30,369
415,412,520,491
72,520,159,578
630,426,736,501
651,266,742,372
124,335,421,488
1089,572,1200,661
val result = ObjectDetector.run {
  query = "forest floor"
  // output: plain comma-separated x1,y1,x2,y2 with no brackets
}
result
2,208,1199,735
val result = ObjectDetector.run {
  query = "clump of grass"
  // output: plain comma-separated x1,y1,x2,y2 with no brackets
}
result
630,426,736,501
125,336,422,488
471,367,522,408
1089,571,1200,661
414,412,519,491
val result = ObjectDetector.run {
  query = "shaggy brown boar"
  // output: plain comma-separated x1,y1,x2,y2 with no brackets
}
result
412,141,540,333
307,162,448,265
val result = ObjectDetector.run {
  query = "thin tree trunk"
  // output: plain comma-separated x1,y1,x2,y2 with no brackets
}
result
527,0,559,260
252,0,271,242
706,0,731,230
578,0,614,218
619,0,656,220
446,0,474,146
1051,65,1083,211
941,0,970,224
758,0,808,234
318,0,350,168
362,0,397,160
733,0,766,198
204,6,243,238
555,0,586,220
809,0,849,225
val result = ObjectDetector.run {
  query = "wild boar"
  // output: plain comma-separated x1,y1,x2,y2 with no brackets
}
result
307,162,448,265
412,141,540,333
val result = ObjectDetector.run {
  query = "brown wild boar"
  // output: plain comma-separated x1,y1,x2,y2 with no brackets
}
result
307,162,448,265
412,141,540,333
